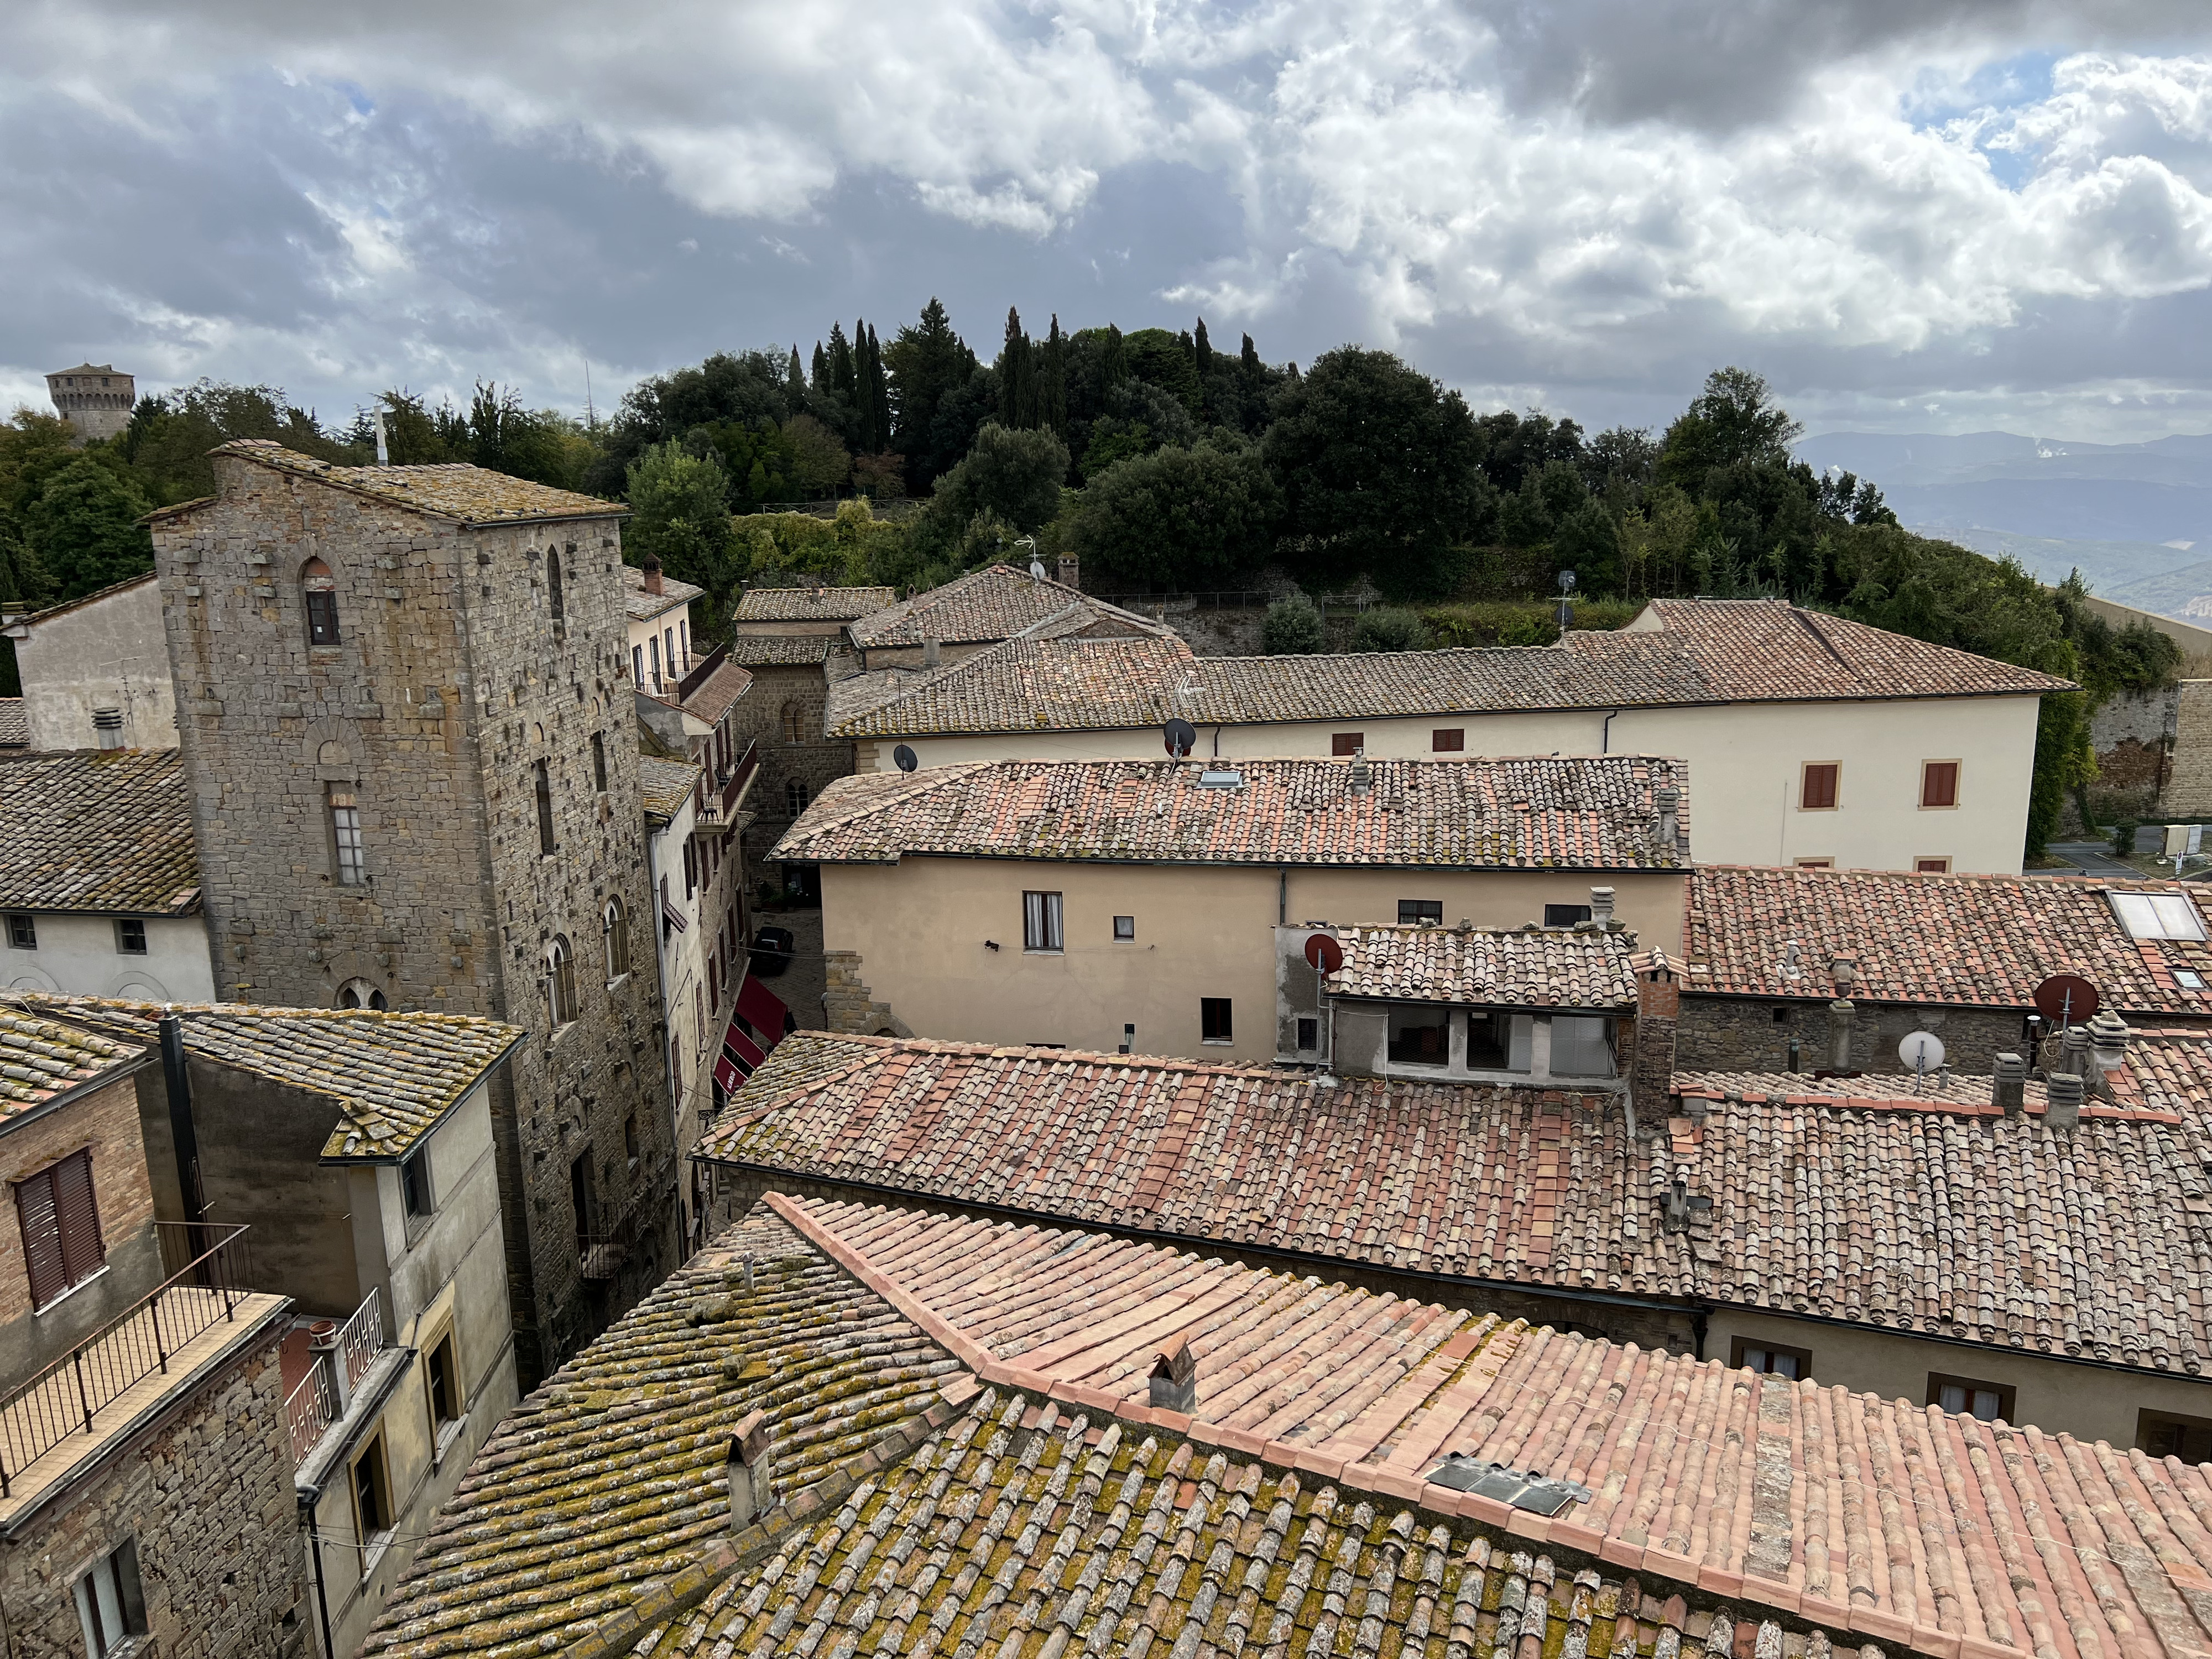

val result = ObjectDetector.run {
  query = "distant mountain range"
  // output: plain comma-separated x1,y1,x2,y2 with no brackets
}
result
1795,430,2212,622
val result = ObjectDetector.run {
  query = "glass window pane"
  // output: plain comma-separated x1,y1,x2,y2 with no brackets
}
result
1551,1016,1616,1077
1939,1384,1966,1413
1507,1014,1533,1073
1387,1005,1450,1065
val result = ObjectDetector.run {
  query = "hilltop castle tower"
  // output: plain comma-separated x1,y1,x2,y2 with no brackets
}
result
46,363,135,444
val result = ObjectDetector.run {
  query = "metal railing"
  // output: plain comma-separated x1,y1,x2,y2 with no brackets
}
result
696,740,760,829
676,641,731,703
283,1287,385,1464
578,1233,628,1281
0,1223,254,1496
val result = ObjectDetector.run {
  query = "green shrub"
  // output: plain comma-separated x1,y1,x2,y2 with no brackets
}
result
1495,612,1559,647
1352,607,1432,651
1261,592,1325,654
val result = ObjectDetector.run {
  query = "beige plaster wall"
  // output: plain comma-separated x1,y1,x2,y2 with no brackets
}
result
11,575,176,750
819,858,1685,1062
863,694,2042,875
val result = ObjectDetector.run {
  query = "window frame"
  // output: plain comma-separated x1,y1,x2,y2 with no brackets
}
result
114,917,147,956
1914,857,1952,875
591,732,609,794
1200,997,1233,1045
401,1147,435,1220
1799,761,1841,812
2109,890,2208,942
1397,899,1444,925
1794,857,1834,870
351,1430,394,1546
603,898,630,982
1542,902,1593,928
302,557,341,648
1919,758,1960,811
4,912,33,950
545,937,580,1030
546,543,565,622
534,759,557,855
1927,1370,2016,1423
1331,732,1365,758
424,1328,464,1441
1729,1336,1813,1381
1296,1016,1319,1051
2138,1406,2212,1462
1112,915,1136,941
785,778,810,817
1431,728,1465,753
1022,890,1065,954
16,1147,106,1311
72,1537,148,1657
330,787,367,886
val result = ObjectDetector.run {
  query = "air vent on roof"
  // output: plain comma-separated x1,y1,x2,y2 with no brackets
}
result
1425,1454,1592,1516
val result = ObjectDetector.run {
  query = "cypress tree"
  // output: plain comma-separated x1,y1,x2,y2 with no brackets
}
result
786,346,805,395
810,341,829,394
852,321,878,452
1100,324,1129,391
999,306,1034,428
1039,315,1068,439
1195,317,1213,377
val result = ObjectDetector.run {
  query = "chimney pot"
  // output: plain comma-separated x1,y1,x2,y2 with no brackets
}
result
1992,1052,2026,1116
1829,954,1857,994
1350,748,1371,795
1827,999,1854,1071
2086,1010,2132,1074
1655,786,1679,851
1056,554,1081,591
1589,886,1616,927
726,1408,772,1530
643,555,664,596
924,634,941,669
1149,1334,1198,1413
2044,1071,2085,1130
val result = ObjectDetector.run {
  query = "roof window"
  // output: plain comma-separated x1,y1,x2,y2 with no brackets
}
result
2109,890,2206,941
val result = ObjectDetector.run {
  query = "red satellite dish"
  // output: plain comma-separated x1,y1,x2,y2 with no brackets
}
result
2032,974,2100,1024
1305,933,1344,974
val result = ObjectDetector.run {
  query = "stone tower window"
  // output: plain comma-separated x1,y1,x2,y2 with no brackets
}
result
785,778,809,816
780,702,803,743
546,545,565,622
603,898,630,981
534,760,556,854
329,788,366,885
592,732,609,794
303,558,340,646
545,936,580,1029
335,978,387,1011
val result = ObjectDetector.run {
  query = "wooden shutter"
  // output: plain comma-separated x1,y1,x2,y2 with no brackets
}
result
17,1166,65,1308
52,1150,104,1285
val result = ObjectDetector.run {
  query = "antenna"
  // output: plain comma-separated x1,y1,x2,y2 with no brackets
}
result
892,744,919,773
373,409,389,467
1163,718,1197,759
584,358,596,432
1556,568,1576,631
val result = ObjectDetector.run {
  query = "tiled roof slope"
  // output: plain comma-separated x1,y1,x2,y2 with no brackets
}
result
773,755,1691,870
700,1032,2212,1372
672,659,752,725
362,1204,965,1659
636,756,702,823
619,562,704,619
25,995,523,1160
846,562,1156,649
179,440,624,526
0,698,27,748
1331,922,1644,1009
0,748,201,914
1687,865,2212,1015
720,634,834,666
0,1008,141,1123
1571,599,2075,701
735,583,896,622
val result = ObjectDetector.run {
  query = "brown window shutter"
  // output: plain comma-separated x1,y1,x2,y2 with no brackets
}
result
17,1167,66,1308
51,1150,105,1286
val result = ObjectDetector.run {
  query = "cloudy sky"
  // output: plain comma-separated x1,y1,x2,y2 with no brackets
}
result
5,0,2212,443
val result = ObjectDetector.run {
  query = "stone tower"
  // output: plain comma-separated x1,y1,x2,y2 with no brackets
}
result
147,440,675,1382
45,362,135,444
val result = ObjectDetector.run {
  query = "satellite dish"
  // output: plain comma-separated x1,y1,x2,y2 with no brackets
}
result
892,744,919,774
1305,933,1345,974
1558,570,1577,594
1898,1030,1945,1073
1164,718,1197,759
2032,974,2100,1025
1029,559,1048,580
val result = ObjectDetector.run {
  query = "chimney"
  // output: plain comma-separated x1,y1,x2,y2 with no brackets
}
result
1830,954,1858,997
1350,747,1371,795
158,1013,208,1228
726,1408,771,1530
373,409,389,467
1992,1052,2026,1117
2086,1010,2132,1089
1655,785,1679,853
2044,1071,2084,1131
1629,953,1681,1136
1589,886,1616,928
307,1319,348,1411
643,555,665,597
1057,554,1081,591
1149,1334,1198,1415
923,634,941,669
1827,1000,1854,1070
2058,1022,2091,1080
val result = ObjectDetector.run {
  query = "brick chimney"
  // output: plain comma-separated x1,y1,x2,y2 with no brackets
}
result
643,555,665,597
726,1408,771,1529
1057,554,1081,592
1628,952,1679,1134
924,634,941,669
1149,1334,1198,1414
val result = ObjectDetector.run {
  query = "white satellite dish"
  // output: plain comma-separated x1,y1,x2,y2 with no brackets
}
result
1898,1031,1945,1073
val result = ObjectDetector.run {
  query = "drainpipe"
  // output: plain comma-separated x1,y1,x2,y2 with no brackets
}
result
1277,868,1287,926
306,1504,336,1659
158,1012,208,1234
1691,1307,1709,1361
1600,710,1619,754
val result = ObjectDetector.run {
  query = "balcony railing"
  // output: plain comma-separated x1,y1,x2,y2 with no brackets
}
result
578,1234,627,1281
675,640,729,703
0,1223,254,1497
695,740,760,832
284,1287,385,1464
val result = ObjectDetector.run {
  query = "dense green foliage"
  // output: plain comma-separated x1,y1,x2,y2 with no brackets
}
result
624,444,743,641
1261,592,1325,655
1070,440,1280,591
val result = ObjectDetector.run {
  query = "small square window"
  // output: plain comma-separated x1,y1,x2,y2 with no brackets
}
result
1296,1017,1318,1051
1201,998,1233,1044
5,913,34,950
1397,900,1443,925
1331,732,1364,757
1431,728,1465,752
402,1149,434,1218
1794,858,1834,870
1543,903,1592,927
1928,1371,2015,1422
1730,1337,1812,1381
1915,857,1951,874
1800,762,1840,811
1113,915,1135,941
1770,1005,1794,1024
115,918,147,956
1921,760,1960,809
2178,968,2206,990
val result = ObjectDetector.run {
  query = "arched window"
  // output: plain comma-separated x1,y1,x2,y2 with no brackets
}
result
603,898,629,981
780,701,804,743
545,937,580,1028
303,559,340,646
785,778,810,816
546,545,565,620
335,978,387,1011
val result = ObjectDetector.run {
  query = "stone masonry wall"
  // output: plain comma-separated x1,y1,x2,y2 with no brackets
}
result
821,951,909,1036
2166,680,2212,816
1677,994,2032,1076
731,661,853,877
0,1321,305,1659
151,453,675,1383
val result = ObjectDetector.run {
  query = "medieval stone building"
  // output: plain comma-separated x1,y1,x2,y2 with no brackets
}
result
145,440,675,1381
45,362,135,444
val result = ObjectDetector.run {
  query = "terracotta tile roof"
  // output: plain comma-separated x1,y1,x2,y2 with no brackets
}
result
0,699,26,748
721,634,835,666
772,755,1691,870
735,583,896,622
637,756,702,824
619,561,704,620
1330,922,1645,1009
1673,1068,2059,1114
174,440,624,527
0,748,201,915
846,562,1158,649
676,659,751,726
1570,598,2077,700
701,1031,2212,1373
831,633,1199,737
362,1203,966,1659
0,1008,142,1123
23,995,523,1160
1687,864,2212,1016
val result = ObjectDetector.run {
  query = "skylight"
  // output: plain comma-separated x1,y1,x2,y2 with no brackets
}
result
2109,890,2207,942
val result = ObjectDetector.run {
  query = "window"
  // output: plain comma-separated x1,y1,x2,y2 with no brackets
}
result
1201,998,1233,1044
1331,733,1365,757
1915,857,1951,874
402,1148,434,1218
1431,729,1465,752
2179,969,2207,990
530,759,556,854
570,1150,598,1243
1921,760,1959,809
2110,890,2208,941
545,936,580,1028
351,1432,392,1543
2138,1408,2212,1462
6,913,34,950
1928,1372,2015,1422
1551,1015,1616,1077
624,1113,640,1167
780,701,805,743
17,1147,105,1308
604,898,630,980
335,979,387,1011
1800,762,1840,811
1771,1005,1794,1024
1730,1338,1812,1381
649,636,662,688
546,544,565,620
114,918,147,956
1398,900,1443,925
785,778,810,816
632,644,645,685
592,732,608,793
1387,1005,1450,1065
1466,1008,1511,1070
684,839,697,898
1113,915,1136,941
1794,858,1834,870
72,1539,147,1656
665,627,677,675
1023,891,1065,952
330,789,366,885
680,620,691,662
1296,1017,1318,1051
303,557,340,646
425,1332,462,1436
1543,904,1592,928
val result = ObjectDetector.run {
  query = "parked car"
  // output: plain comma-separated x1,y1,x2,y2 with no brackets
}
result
749,926,796,978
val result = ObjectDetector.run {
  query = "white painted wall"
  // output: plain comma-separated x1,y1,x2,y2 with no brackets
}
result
859,695,2043,875
628,603,696,696
0,912,216,1000
7,577,177,750
646,797,714,1159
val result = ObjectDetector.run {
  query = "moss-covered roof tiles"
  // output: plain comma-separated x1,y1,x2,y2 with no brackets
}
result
636,756,702,824
206,440,625,526
0,1007,141,1123
0,748,201,915
735,583,897,623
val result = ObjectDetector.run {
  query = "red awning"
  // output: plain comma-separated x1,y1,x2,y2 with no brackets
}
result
713,974,791,1093
735,974,791,1039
